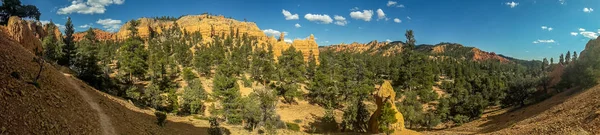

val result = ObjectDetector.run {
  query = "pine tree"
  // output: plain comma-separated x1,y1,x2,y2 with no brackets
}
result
41,21,61,62
573,51,578,62
306,50,317,80
0,0,40,25
275,46,306,104
559,54,564,65
405,30,416,51
73,29,103,89
542,58,549,71
59,17,76,66
550,57,554,65
565,51,571,64
378,102,398,135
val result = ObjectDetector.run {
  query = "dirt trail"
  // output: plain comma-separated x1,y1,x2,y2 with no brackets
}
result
64,74,116,135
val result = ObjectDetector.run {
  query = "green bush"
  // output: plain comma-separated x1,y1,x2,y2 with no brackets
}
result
286,122,300,131
451,114,469,126
293,119,302,123
155,111,167,127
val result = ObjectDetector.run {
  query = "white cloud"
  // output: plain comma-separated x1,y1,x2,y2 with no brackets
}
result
40,20,50,25
397,4,405,8
579,28,586,32
393,18,401,23
295,23,301,28
387,1,397,7
533,39,555,44
304,14,333,24
580,31,598,39
559,0,565,5
79,24,92,28
541,26,553,31
350,10,373,21
263,29,287,37
284,38,293,43
407,16,412,20
333,15,348,26
584,8,594,13
58,0,124,14
570,32,579,36
96,18,122,32
55,24,66,31
376,9,387,20
282,9,299,20
386,39,392,42
350,7,360,11
505,2,519,8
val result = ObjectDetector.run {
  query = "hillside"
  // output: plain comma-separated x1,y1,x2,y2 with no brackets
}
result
323,41,510,63
0,26,217,134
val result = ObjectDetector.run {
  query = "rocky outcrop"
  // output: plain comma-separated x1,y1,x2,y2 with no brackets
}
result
471,48,510,63
1,16,42,53
269,34,320,63
325,40,402,56
115,14,266,42
74,29,114,41
368,81,405,133
43,24,63,40
113,14,320,62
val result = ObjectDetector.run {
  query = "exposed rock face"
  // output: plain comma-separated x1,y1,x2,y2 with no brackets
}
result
43,24,63,40
113,14,320,62
2,16,42,53
325,40,402,56
73,29,114,41
269,34,320,63
368,81,405,133
471,48,510,63
578,36,600,61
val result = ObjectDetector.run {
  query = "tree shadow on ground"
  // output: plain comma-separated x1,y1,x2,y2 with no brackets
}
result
303,113,340,134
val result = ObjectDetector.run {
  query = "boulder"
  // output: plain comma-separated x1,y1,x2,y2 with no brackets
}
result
3,16,42,53
368,81,405,134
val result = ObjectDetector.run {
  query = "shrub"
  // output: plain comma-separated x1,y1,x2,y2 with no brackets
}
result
293,119,302,123
451,114,470,126
155,111,167,127
286,122,300,131
208,117,223,135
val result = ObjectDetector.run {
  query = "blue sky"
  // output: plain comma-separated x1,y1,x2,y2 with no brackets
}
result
17,0,600,60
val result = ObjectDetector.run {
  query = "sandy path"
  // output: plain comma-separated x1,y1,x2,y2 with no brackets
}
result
64,74,116,135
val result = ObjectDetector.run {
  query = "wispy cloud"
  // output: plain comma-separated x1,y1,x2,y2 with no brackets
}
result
532,39,555,44
583,7,594,13
79,24,92,28
295,23,301,28
505,2,519,8
96,18,122,32
282,9,299,20
333,15,348,26
263,29,287,37
58,0,124,14
570,32,578,36
541,26,553,31
393,18,401,23
376,9,388,21
387,1,397,7
304,14,333,24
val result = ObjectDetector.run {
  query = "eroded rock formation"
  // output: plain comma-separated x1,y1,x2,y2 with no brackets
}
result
1,16,42,53
111,14,320,62
368,81,405,133
73,29,114,41
269,34,320,63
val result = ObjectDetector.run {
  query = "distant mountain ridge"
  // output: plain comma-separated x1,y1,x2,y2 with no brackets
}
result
323,41,511,63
